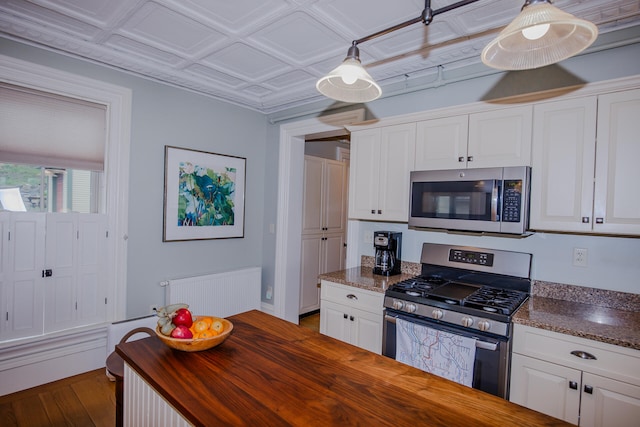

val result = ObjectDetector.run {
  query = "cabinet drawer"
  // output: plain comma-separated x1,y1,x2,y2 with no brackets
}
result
513,324,640,386
320,280,383,313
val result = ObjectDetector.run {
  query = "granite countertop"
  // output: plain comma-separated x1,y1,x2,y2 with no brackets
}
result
513,282,640,351
318,256,421,293
320,258,640,351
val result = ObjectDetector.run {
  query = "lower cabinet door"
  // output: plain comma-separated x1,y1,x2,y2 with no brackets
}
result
510,353,581,425
350,307,383,354
320,301,350,343
579,372,640,427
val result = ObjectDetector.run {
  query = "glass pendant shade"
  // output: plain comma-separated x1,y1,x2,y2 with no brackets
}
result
481,1,598,70
316,48,381,103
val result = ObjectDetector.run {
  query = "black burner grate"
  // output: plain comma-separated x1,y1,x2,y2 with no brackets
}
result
464,287,528,315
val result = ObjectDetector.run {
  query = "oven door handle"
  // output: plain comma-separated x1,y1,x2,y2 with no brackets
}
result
385,314,499,351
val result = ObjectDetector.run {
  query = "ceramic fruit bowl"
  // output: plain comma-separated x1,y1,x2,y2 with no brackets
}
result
155,316,233,352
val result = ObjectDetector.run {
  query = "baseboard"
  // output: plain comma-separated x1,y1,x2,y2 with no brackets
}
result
0,325,109,396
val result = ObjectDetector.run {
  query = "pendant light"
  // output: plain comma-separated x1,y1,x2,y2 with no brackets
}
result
481,0,598,70
315,43,382,103
316,0,598,103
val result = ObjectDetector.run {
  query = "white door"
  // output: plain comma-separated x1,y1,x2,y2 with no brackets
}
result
594,89,640,235
529,97,597,232
351,307,383,354
510,353,581,425
301,156,324,235
2,213,45,340
323,160,347,234
299,235,322,315
415,115,469,170
44,213,77,332
77,214,107,325
580,372,640,427
320,300,350,343
377,123,416,222
349,128,380,220
468,105,533,168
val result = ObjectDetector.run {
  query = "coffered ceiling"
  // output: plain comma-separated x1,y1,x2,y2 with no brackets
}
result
1,0,639,115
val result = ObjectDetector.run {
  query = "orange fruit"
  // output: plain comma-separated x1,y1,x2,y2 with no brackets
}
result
192,319,209,334
199,316,214,328
199,329,218,339
211,320,224,333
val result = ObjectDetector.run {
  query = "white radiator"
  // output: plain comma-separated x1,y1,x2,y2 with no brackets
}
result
164,267,261,318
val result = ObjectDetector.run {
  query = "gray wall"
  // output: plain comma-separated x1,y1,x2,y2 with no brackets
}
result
1,38,268,318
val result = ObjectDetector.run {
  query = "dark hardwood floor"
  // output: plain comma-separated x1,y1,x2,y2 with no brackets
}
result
0,314,321,426
0,368,116,427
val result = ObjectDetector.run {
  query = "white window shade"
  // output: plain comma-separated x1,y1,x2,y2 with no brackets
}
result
0,83,106,171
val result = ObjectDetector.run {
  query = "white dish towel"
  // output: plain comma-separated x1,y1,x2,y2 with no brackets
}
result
395,317,477,387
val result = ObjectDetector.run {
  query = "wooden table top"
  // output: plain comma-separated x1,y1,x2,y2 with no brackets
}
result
116,310,570,427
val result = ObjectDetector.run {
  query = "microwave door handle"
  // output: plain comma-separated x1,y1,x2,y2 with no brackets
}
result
491,180,499,221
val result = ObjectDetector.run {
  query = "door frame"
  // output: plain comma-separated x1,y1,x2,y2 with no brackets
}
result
274,109,364,323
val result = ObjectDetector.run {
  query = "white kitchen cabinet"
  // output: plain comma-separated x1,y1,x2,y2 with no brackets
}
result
593,89,640,235
349,123,415,222
530,90,640,235
319,280,384,354
529,96,598,233
467,106,533,168
414,115,469,170
300,233,345,315
510,324,640,426
414,106,532,170
300,156,347,315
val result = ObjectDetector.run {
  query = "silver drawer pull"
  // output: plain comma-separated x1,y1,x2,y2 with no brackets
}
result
571,350,597,360
346,294,358,300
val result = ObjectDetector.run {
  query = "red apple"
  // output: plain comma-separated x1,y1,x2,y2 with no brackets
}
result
172,308,193,328
170,325,193,339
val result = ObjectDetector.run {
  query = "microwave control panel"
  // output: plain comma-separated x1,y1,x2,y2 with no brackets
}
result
501,179,522,222
449,249,494,267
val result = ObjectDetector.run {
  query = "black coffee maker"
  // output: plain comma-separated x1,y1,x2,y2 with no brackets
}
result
373,231,402,276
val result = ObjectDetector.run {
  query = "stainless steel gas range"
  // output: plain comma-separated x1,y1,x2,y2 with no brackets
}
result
382,243,531,399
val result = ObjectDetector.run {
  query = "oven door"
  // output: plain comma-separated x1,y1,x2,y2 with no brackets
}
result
383,309,510,399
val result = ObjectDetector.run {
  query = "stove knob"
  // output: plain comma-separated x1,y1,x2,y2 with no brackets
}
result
431,309,444,320
393,300,404,310
405,303,417,313
461,316,474,327
478,320,491,332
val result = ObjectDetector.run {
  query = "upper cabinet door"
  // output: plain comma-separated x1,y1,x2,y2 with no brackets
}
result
349,129,381,220
530,97,597,232
415,115,469,170
323,160,347,234
594,89,640,235
378,123,416,222
468,105,533,168
302,156,325,235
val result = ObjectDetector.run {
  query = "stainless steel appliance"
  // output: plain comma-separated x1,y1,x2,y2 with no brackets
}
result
382,243,531,399
408,166,531,235
373,231,402,276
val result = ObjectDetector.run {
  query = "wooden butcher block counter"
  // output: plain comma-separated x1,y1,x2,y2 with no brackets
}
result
116,310,569,426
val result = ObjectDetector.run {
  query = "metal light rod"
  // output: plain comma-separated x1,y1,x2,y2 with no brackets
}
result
353,0,481,47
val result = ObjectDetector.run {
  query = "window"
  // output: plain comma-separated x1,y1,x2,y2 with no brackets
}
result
0,163,101,213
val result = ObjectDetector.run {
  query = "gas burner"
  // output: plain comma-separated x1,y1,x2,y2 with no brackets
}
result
464,287,528,316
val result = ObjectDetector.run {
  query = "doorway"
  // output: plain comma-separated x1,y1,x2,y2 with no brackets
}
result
273,109,364,324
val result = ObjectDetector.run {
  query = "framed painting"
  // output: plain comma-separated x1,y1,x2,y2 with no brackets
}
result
163,146,246,241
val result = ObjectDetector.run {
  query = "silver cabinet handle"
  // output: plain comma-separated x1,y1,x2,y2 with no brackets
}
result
458,156,465,162
346,294,358,300
467,156,473,162
582,217,590,223
571,350,597,360
595,217,604,224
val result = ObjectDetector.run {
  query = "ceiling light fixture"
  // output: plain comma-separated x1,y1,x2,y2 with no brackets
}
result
316,0,598,103
481,0,598,70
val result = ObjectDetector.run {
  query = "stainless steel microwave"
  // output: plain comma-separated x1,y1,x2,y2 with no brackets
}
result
408,166,531,235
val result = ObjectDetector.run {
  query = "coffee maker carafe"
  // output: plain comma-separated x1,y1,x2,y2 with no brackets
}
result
373,231,402,276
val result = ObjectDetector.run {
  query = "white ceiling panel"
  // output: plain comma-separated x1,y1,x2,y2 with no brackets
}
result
0,0,638,114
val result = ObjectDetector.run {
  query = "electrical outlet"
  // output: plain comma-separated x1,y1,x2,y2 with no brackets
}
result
266,286,273,300
364,231,373,244
573,248,588,267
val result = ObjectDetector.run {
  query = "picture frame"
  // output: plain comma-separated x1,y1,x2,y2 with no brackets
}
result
163,145,246,241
